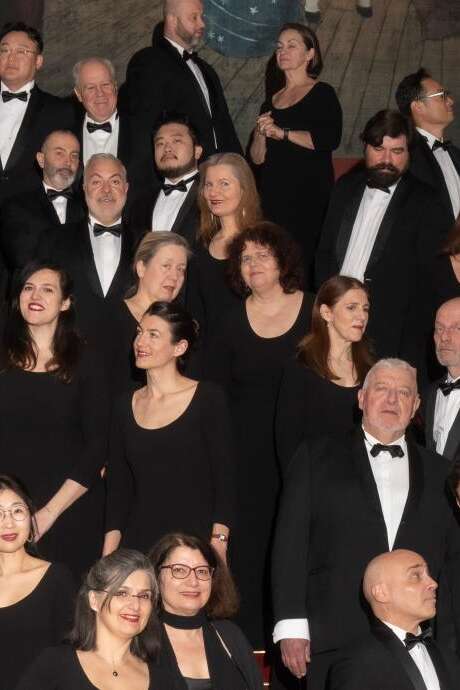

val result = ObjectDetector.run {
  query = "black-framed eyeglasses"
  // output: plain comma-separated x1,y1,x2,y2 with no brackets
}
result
160,564,214,581
418,89,452,103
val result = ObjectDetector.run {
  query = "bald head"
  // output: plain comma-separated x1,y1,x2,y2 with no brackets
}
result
434,298,460,377
163,0,205,50
363,550,437,632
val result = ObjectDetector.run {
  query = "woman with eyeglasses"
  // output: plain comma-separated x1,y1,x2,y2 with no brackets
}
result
149,532,263,690
16,549,171,690
0,475,75,690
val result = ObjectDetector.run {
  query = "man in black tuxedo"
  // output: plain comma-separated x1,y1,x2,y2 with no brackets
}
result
424,298,460,467
271,358,460,690
0,129,85,284
396,68,460,225
328,550,460,690
73,56,152,197
126,111,202,246
315,110,451,374
48,153,135,366
0,21,75,205
120,0,241,162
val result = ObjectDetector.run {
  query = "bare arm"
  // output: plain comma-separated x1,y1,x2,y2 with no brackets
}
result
34,479,87,539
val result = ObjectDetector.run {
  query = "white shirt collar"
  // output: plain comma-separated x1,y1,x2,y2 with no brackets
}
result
89,214,122,229
85,109,118,126
163,168,199,185
383,620,421,643
363,427,406,451
164,36,187,57
1,79,34,94
417,127,440,148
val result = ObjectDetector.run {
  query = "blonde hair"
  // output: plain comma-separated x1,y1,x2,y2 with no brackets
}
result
126,231,191,297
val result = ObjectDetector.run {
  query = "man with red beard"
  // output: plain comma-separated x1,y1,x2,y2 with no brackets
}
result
315,110,451,375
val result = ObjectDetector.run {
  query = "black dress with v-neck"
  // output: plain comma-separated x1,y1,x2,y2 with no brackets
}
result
105,381,236,552
205,294,313,647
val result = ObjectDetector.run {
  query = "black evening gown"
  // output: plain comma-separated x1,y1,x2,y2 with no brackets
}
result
0,563,75,690
105,381,236,552
276,359,361,472
429,254,460,311
108,300,145,394
205,294,313,648
15,645,171,690
258,82,342,283
0,350,110,577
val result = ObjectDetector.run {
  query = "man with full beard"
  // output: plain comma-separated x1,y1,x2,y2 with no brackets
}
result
0,129,84,292
315,109,451,375
126,111,202,247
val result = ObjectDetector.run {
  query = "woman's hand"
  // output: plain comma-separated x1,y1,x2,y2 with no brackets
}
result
211,537,228,564
33,506,57,541
256,111,275,136
264,124,285,141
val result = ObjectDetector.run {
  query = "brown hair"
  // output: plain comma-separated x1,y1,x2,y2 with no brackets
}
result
277,23,323,79
149,532,239,619
440,217,460,257
360,109,414,148
298,275,374,382
227,221,303,296
197,153,261,246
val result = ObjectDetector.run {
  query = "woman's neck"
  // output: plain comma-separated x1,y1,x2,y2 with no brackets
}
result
328,338,353,366
28,323,56,357
284,68,314,88
0,548,28,576
145,363,184,397
93,626,133,668
249,282,286,305
218,214,240,238
126,288,155,321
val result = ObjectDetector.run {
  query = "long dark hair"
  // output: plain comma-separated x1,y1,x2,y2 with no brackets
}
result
69,549,161,660
298,275,374,383
0,475,38,555
3,262,82,383
149,532,239,619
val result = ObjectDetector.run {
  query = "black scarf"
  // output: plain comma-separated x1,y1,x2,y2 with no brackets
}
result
159,610,248,690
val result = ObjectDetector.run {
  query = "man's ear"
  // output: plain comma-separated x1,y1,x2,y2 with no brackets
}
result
36,151,45,170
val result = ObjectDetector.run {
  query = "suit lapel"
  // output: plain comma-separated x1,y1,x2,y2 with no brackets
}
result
80,220,104,297
426,641,455,690
37,185,62,225
106,226,131,299
424,382,438,452
371,621,430,690
335,178,366,267
117,113,130,166
393,436,424,548
413,134,454,214
171,180,198,237
4,86,44,172
442,406,460,464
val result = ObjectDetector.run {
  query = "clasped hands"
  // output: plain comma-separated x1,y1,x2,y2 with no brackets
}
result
256,111,284,141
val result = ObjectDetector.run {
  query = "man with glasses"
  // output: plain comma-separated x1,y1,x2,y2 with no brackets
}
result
0,22,75,206
396,68,460,224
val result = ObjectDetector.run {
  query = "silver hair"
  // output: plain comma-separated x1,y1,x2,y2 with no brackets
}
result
72,57,116,89
126,231,191,298
83,153,127,183
362,358,417,391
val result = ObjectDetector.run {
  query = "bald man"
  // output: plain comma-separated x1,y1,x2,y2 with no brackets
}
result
424,298,460,465
120,0,241,161
328,550,460,689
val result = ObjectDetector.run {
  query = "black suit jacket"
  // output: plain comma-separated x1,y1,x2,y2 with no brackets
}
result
423,378,460,467
0,85,76,205
0,184,85,276
328,619,460,690
126,179,200,247
271,429,460,655
409,132,460,224
315,168,452,371
119,23,242,162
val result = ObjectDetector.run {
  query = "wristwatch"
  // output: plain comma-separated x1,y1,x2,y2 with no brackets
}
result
283,128,290,141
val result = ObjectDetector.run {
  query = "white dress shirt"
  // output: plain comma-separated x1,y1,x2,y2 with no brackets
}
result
82,110,119,165
273,430,409,644
88,215,122,296
43,182,68,225
165,36,216,148
0,80,34,167
151,169,198,232
433,374,460,455
417,127,460,219
384,621,440,690
340,183,397,282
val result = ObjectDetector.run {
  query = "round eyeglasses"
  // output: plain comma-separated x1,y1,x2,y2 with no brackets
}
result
0,505,28,522
160,564,214,581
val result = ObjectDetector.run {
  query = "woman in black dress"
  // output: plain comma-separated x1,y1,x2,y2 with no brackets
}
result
186,153,262,358
276,275,373,470
150,532,263,690
430,217,460,311
0,475,75,690
0,262,109,577
104,301,235,563
250,23,342,285
111,232,190,393
206,222,313,648
16,549,169,690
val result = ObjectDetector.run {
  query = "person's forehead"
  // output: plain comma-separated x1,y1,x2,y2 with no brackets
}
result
87,161,123,178
178,0,204,16
377,134,407,148
156,123,191,140
166,545,207,565
370,369,414,387
46,133,80,151
436,302,460,324
421,77,443,95
1,31,36,47
80,61,113,84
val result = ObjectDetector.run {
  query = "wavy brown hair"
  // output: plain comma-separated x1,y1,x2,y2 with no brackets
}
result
149,532,239,619
298,275,374,382
3,262,82,383
227,221,303,296
197,153,261,246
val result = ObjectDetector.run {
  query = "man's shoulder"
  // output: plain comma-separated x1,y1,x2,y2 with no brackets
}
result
333,163,367,191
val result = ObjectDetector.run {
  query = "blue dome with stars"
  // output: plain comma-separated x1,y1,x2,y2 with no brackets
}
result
204,0,302,57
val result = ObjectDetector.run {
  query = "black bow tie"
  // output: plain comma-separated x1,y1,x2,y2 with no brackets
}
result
46,186,73,202
404,627,433,651
2,90,28,103
86,121,112,134
432,139,451,152
438,379,460,396
370,443,404,459
183,50,198,62
366,181,391,194
162,173,198,196
93,222,122,237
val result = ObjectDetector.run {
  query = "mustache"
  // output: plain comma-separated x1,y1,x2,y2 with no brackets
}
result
368,163,399,174
97,194,115,202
